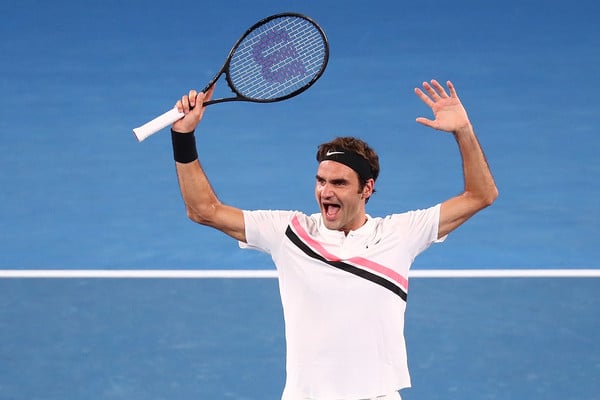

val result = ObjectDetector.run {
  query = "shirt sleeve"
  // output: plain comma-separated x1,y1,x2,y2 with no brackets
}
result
395,203,445,259
238,210,296,254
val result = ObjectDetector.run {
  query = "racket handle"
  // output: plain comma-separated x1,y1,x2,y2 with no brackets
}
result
132,107,185,142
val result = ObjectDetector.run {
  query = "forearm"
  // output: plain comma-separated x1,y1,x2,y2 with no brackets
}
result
454,124,498,206
175,160,222,225
171,130,222,225
167,89,246,240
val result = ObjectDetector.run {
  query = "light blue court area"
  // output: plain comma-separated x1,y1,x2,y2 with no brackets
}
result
0,277,598,400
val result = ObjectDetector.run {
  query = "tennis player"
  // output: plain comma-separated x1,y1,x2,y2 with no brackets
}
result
169,80,497,400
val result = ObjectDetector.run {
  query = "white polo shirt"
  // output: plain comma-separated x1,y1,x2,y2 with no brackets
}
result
240,205,443,400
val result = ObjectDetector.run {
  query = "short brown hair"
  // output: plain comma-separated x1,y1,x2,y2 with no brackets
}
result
316,137,380,195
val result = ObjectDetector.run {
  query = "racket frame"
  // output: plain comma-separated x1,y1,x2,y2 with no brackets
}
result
133,12,329,141
202,12,329,106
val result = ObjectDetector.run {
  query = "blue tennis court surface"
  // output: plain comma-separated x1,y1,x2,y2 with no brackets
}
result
1,277,598,399
0,0,598,399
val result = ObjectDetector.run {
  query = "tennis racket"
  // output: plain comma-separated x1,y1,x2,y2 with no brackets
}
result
133,12,329,142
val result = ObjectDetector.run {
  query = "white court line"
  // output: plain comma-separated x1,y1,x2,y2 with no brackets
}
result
0,269,599,278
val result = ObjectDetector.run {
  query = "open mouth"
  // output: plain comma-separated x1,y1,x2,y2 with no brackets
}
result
323,203,341,220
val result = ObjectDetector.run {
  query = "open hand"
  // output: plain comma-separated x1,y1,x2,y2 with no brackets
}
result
414,80,470,133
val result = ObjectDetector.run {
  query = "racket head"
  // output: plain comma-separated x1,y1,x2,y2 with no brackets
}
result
208,12,329,104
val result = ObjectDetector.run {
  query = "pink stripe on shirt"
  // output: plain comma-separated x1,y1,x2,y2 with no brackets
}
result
291,216,409,291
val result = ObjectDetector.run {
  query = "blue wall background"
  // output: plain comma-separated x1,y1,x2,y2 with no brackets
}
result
1,0,598,269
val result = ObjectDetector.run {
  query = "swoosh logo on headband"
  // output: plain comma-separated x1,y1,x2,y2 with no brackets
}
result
325,151,345,156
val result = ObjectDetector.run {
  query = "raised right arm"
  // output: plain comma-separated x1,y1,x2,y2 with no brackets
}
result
171,87,246,242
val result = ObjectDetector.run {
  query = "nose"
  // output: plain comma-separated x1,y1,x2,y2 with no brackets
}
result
318,182,334,198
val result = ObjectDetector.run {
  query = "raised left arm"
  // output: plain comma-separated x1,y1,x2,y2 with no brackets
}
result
415,80,498,239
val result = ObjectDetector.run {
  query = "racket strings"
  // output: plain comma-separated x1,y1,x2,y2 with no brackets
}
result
228,16,327,100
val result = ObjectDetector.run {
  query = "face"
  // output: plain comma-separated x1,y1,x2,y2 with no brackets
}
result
315,160,373,234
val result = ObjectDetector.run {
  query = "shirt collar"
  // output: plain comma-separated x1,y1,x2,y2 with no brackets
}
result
314,213,374,238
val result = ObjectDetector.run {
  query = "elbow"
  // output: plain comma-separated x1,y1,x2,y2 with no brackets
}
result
481,185,499,207
186,209,205,225
185,204,215,226
467,185,498,210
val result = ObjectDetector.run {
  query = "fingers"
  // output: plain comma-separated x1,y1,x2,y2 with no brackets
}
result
176,90,198,113
175,84,217,113
204,84,216,102
414,87,434,108
423,80,449,98
446,80,458,98
188,89,199,108
172,88,213,133
414,79,458,108
414,79,459,130
415,116,435,128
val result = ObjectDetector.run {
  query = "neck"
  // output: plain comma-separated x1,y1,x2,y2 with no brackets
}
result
340,215,368,235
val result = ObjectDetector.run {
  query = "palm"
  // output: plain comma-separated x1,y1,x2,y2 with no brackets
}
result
415,80,470,133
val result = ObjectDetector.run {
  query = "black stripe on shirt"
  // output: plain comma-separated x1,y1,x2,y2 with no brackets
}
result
285,226,407,301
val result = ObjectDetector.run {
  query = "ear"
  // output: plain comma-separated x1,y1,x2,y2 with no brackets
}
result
361,178,375,199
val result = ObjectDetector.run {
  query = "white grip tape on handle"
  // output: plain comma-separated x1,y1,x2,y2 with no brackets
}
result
132,107,185,142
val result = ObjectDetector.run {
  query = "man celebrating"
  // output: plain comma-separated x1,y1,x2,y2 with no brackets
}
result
168,79,497,400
